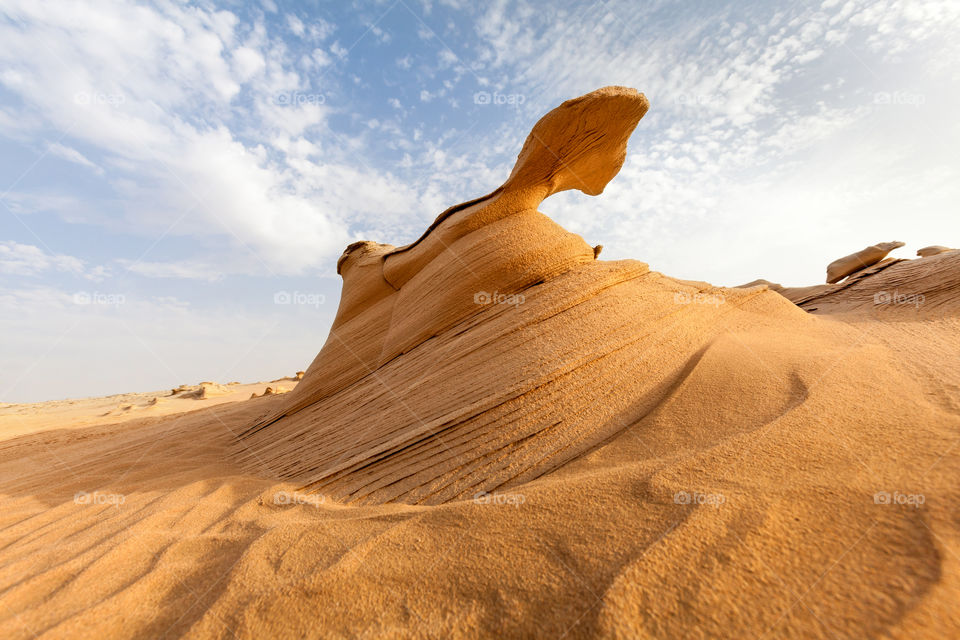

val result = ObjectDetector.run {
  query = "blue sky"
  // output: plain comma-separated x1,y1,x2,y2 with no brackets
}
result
1,0,958,402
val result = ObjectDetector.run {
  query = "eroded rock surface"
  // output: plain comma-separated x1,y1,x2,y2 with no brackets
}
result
918,245,955,258
826,241,905,284
235,88,813,504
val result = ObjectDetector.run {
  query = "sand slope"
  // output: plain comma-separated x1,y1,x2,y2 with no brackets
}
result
2,87,959,639
2,313,958,639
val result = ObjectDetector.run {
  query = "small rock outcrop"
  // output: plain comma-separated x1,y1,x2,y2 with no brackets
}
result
825,241,905,284
917,245,954,258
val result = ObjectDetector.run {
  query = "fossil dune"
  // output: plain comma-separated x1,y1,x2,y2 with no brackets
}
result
918,245,955,258
753,247,960,315
2,87,960,639
825,241,905,284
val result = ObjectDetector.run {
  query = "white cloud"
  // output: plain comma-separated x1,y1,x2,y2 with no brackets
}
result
0,0,440,275
46,142,104,174
370,25,391,44
0,241,86,277
120,260,225,281
438,49,458,68
286,15,305,37
308,18,335,42
330,40,348,59
308,48,333,69
232,46,266,82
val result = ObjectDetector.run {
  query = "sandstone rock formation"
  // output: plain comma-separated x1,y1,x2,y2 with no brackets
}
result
233,91,957,508
917,245,954,257
826,241,905,283
769,249,960,315
246,86,649,438
235,87,811,504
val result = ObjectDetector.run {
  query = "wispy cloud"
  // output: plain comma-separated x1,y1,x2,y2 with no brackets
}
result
46,142,104,175
0,241,96,278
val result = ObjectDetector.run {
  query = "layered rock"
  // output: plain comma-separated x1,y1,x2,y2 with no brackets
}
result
741,247,960,316
234,88,960,505
234,87,814,504
825,241,905,284
247,87,649,431
917,245,955,258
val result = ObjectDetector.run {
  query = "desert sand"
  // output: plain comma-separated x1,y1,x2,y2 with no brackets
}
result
2,87,959,639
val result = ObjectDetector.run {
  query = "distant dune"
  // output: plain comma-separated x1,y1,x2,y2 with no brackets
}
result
1,87,958,639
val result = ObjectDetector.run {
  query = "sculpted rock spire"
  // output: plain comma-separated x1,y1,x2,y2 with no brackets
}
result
240,88,655,495
381,86,649,288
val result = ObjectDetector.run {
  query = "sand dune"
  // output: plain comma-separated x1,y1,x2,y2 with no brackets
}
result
2,87,959,638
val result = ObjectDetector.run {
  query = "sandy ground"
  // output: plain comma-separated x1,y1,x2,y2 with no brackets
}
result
1,294,958,639
0,380,299,441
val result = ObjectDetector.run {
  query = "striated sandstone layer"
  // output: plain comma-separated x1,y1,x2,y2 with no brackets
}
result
825,241,905,284
758,249,960,316
918,245,955,258
235,87,665,504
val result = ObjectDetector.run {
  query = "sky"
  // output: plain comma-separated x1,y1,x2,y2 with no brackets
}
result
0,0,958,403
